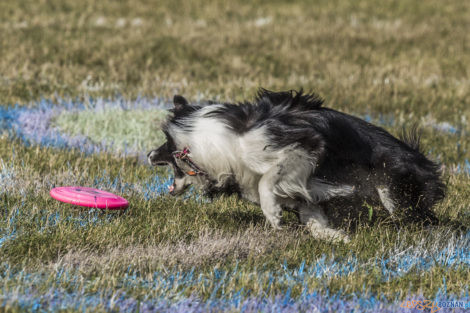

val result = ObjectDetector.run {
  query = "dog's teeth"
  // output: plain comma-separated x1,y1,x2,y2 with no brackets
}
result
169,185,174,192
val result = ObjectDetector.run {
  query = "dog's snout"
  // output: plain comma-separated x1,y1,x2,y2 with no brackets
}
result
147,150,157,165
148,150,166,166
148,142,173,166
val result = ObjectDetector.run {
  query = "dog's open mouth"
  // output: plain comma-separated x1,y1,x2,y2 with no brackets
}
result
168,181,192,196
151,160,168,166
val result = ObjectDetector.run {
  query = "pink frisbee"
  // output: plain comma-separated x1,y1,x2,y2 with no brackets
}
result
50,186,129,210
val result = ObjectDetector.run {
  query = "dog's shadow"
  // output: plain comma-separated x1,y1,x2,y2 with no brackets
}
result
204,197,467,234
206,209,267,229
322,198,388,233
203,197,387,232
323,197,469,233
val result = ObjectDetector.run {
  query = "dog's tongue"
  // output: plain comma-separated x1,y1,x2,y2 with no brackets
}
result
168,184,175,193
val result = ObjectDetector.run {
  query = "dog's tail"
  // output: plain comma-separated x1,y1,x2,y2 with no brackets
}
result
415,159,446,224
399,124,421,152
389,154,445,224
378,125,445,224
389,169,445,225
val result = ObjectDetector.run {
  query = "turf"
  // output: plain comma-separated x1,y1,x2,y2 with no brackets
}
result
0,0,469,312
52,105,169,154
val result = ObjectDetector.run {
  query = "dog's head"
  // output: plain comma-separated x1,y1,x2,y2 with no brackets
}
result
147,95,206,195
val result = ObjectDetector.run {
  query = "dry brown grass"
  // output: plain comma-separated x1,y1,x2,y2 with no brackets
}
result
0,0,469,123
52,226,299,272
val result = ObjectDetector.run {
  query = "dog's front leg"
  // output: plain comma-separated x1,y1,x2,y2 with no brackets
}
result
258,165,283,230
256,148,316,230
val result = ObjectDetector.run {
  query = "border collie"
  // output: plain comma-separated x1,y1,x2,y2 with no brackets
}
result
148,89,445,241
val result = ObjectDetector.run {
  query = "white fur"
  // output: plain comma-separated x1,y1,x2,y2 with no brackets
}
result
298,203,350,242
167,105,352,241
308,180,355,203
377,186,396,214
169,106,243,181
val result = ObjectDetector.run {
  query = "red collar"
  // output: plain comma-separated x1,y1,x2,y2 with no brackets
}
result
172,147,207,176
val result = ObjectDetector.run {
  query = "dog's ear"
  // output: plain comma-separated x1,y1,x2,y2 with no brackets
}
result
173,95,189,112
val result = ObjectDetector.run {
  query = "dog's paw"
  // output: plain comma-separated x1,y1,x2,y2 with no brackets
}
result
264,219,283,230
332,230,350,244
307,224,350,243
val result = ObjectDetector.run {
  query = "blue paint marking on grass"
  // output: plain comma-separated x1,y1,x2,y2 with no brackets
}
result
0,209,468,311
0,99,465,159
361,112,465,135
0,99,469,312
1,99,468,185
432,121,460,135
0,97,171,158
0,201,118,249
87,168,174,199
0,232,15,249
33,209,118,233
0,230,468,306
0,166,190,248
455,159,470,174
362,113,395,127
0,266,468,312
1,207,468,299
0,163,469,277
0,204,20,248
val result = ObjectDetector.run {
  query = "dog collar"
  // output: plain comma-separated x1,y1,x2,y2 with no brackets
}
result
172,147,207,176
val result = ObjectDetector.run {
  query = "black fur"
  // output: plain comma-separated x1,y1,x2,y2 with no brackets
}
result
150,89,446,224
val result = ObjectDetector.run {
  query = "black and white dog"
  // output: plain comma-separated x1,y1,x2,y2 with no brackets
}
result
148,89,445,241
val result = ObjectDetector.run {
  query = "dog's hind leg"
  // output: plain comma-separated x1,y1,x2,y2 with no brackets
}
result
299,204,350,243
377,186,396,215
377,184,439,224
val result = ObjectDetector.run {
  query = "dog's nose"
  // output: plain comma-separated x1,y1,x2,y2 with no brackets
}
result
147,150,157,165
168,184,175,195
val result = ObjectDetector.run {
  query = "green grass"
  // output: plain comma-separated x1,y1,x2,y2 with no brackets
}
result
0,0,469,311
52,108,168,153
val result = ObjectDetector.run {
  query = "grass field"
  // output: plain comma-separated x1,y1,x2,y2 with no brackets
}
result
0,0,469,312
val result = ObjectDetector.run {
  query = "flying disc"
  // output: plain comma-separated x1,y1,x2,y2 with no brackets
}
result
50,187,129,210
